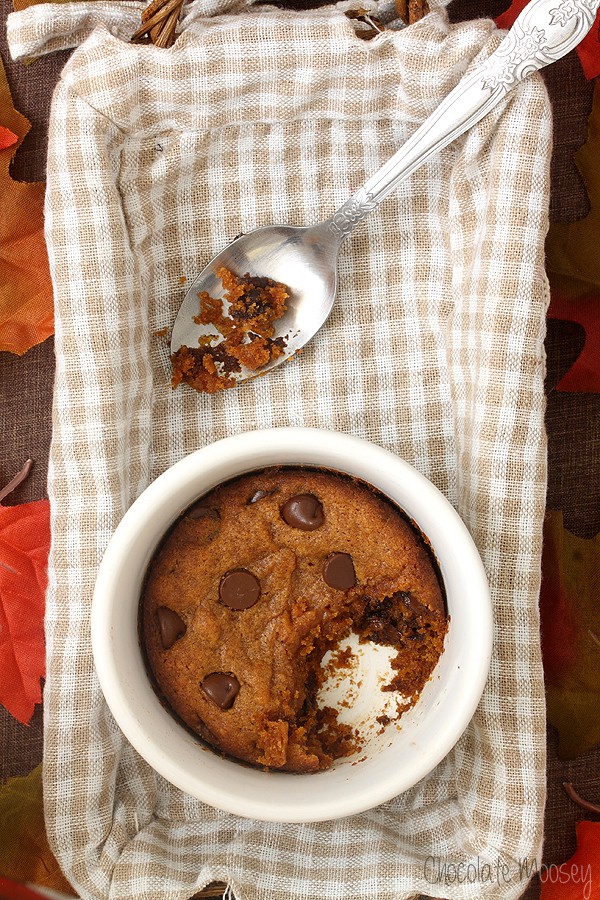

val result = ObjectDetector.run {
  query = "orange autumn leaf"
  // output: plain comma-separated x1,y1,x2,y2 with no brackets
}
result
0,463,50,725
0,766,75,896
539,821,600,899
0,51,53,355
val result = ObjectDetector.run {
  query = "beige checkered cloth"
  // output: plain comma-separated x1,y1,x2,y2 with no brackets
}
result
8,1,552,897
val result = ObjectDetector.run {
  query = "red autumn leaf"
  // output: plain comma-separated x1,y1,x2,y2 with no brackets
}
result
0,879,47,899
539,820,600,899
0,124,17,150
0,463,50,725
547,291,600,393
496,0,600,80
577,24,600,82
0,51,53,355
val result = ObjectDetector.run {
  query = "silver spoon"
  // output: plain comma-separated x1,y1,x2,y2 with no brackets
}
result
171,0,599,384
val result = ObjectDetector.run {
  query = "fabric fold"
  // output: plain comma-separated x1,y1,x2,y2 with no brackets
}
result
7,1,144,59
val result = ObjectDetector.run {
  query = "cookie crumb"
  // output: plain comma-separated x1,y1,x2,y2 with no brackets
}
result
171,268,289,394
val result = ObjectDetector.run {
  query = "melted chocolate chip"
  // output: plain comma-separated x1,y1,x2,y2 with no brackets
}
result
230,288,267,320
323,552,356,590
219,569,261,610
201,672,240,709
395,590,430,618
156,606,186,650
281,494,324,531
211,342,242,374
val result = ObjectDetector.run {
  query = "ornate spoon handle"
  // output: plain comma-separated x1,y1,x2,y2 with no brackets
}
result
328,0,600,240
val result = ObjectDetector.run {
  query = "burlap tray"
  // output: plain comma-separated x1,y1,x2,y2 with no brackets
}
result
8,1,552,897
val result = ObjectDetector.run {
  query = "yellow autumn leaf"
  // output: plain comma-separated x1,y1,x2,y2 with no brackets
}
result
0,765,74,894
542,509,600,759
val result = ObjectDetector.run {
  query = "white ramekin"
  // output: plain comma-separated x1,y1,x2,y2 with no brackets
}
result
91,427,492,823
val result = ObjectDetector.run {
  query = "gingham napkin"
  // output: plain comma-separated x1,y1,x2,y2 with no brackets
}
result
8,1,552,897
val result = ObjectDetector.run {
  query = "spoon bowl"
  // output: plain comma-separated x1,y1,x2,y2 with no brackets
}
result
170,222,341,378
171,0,600,385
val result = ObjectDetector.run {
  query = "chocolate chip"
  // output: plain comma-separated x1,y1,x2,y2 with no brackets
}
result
186,502,220,521
281,494,324,531
323,552,356,590
395,590,430,617
247,489,273,504
219,568,261,610
156,606,186,649
201,672,240,709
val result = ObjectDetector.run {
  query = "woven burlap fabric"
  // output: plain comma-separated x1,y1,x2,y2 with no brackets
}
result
8,1,552,897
